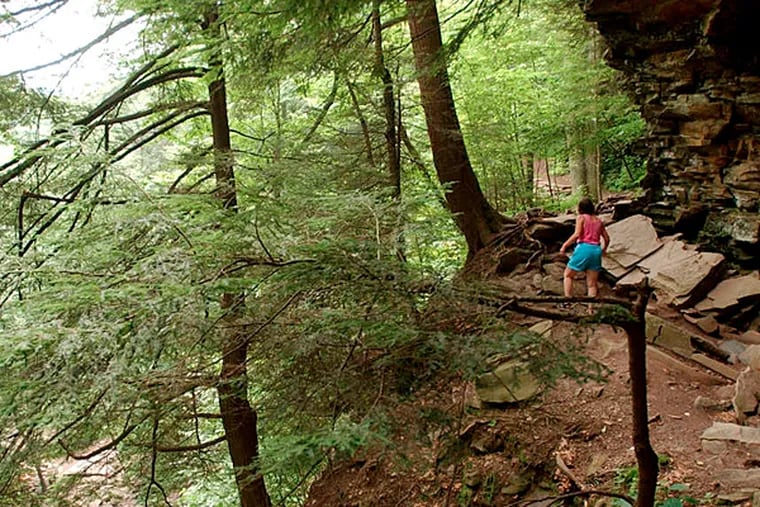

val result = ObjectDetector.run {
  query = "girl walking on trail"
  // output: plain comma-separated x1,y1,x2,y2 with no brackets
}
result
559,197,610,303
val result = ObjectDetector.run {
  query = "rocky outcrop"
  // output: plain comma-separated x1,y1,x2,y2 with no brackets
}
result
582,0,760,261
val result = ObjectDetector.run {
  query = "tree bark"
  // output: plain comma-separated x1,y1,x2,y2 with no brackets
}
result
204,8,271,507
622,283,658,507
346,81,376,167
405,0,502,259
372,0,400,198
567,127,589,197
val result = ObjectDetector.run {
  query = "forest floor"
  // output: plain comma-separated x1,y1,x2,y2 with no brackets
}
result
306,289,759,507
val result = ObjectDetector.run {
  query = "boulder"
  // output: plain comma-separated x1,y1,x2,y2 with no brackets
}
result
739,345,760,370
719,339,747,359
733,367,760,421
475,359,542,404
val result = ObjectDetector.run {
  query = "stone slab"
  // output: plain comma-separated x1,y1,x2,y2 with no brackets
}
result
619,239,724,308
715,468,760,489
701,422,760,445
695,272,760,314
528,320,554,337
602,215,663,278
645,313,695,357
691,353,740,381
696,315,720,334
645,345,723,384
476,359,541,404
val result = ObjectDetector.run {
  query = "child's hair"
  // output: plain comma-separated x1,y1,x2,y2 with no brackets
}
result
578,197,596,215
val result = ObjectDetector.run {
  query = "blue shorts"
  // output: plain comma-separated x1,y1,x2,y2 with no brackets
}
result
567,243,602,272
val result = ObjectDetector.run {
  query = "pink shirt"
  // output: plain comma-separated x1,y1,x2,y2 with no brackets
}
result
578,214,603,245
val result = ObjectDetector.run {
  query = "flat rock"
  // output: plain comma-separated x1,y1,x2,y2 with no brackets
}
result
717,491,755,504
528,320,554,336
716,468,760,489
618,239,724,308
696,315,720,334
691,353,740,380
476,359,542,404
693,395,732,411
645,313,695,357
701,421,760,445
695,272,760,314
603,215,662,278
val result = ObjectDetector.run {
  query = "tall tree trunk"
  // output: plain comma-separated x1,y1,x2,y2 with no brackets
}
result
567,127,589,197
372,0,400,198
204,8,271,507
587,27,603,203
406,0,503,259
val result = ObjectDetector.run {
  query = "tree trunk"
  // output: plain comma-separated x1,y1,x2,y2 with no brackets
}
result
346,81,376,167
567,127,589,197
204,8,271,507
622,283,658,507
372,0,400,198
406,0,502,259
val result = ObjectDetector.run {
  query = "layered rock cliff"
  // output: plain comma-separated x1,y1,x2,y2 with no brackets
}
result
582,0,760,261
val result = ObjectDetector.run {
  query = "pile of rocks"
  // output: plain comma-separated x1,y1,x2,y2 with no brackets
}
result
603,214,760,421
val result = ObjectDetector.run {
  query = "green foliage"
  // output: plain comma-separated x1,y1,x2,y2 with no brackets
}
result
451,0,644,211
0,0,646,504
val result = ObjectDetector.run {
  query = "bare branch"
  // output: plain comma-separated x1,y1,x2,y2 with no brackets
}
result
5,0,66,18
59,422,137,460
1,14,141,78
44,389,109,445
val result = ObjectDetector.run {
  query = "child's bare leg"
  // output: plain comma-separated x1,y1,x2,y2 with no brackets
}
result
563,267,575,298
586,270,599,298
586,270,599,313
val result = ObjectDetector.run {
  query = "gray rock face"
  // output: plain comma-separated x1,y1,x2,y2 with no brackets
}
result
582,0,760,256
